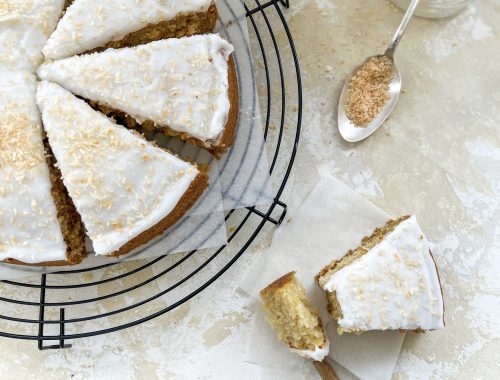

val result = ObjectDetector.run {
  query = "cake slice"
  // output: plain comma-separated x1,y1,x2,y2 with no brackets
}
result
0,71,86,266
316,215,445,334
0,0,64,71
42,0,217,60
36,81,208,257
38,34,239,156
260,272,329,361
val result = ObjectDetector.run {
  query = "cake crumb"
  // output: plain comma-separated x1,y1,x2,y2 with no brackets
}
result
345,55,393,127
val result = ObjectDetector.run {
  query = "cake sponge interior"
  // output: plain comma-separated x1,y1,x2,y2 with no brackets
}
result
260,272,326,351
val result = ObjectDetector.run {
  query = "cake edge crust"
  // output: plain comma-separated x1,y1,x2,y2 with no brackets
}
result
108,171,209,257
94,3,218,54
260,271,297,297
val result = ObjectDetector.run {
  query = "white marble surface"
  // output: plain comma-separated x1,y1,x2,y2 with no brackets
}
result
1,0,500,378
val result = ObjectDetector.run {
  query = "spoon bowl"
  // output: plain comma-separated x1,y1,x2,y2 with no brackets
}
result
338,55,401,142
337,0,419,142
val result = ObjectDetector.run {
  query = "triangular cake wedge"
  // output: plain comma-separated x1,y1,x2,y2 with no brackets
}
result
316,215,444,334
0,0,64,71
43,0,217,60
38,34,239,156
0,71,86,266
36,81,208,257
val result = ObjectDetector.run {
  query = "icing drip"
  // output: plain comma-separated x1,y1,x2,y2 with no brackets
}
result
290,339,330,361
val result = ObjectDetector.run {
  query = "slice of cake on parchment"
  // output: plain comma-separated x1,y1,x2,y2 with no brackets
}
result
0,71,86,266
38,34,239,156
43,0,217,60
260,272,329,361
316,215,444,334
36,81,208,257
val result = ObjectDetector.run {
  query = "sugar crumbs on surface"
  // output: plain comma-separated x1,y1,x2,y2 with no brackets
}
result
345,55,393,127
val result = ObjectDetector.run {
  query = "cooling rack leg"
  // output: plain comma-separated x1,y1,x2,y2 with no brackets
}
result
36,274,46,350
246,200,287,225
58,308,72,349
275,200,288,225
37,274,71,350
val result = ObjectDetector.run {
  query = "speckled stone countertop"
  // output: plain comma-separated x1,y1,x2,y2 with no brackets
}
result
0,0,499,379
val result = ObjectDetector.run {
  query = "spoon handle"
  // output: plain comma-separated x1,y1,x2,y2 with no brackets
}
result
313,359,340,380
386,0,421,57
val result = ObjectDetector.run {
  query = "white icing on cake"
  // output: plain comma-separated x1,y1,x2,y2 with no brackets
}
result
0,71,67,264
36,81,200,256
323,215,444,332
43,0,214,60
0,0,64,70
290,339,329,361
38,34,234,142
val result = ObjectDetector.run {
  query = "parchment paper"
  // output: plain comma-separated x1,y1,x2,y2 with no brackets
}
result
216,0,274,210
239,175,405,380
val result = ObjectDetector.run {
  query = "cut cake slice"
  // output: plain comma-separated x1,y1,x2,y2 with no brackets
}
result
0,71,86,266
260,272,329,361
0,0,65,71
38,34,239,156
36,81,208,257
316,215,445,334
43,0,217,60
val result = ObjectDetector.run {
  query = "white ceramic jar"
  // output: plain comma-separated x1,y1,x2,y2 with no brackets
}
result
391,0,473,18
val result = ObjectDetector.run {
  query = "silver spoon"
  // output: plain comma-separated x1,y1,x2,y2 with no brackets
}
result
338,0,421,142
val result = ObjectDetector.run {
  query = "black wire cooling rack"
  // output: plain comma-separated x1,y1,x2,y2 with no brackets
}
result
0,0,301,349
